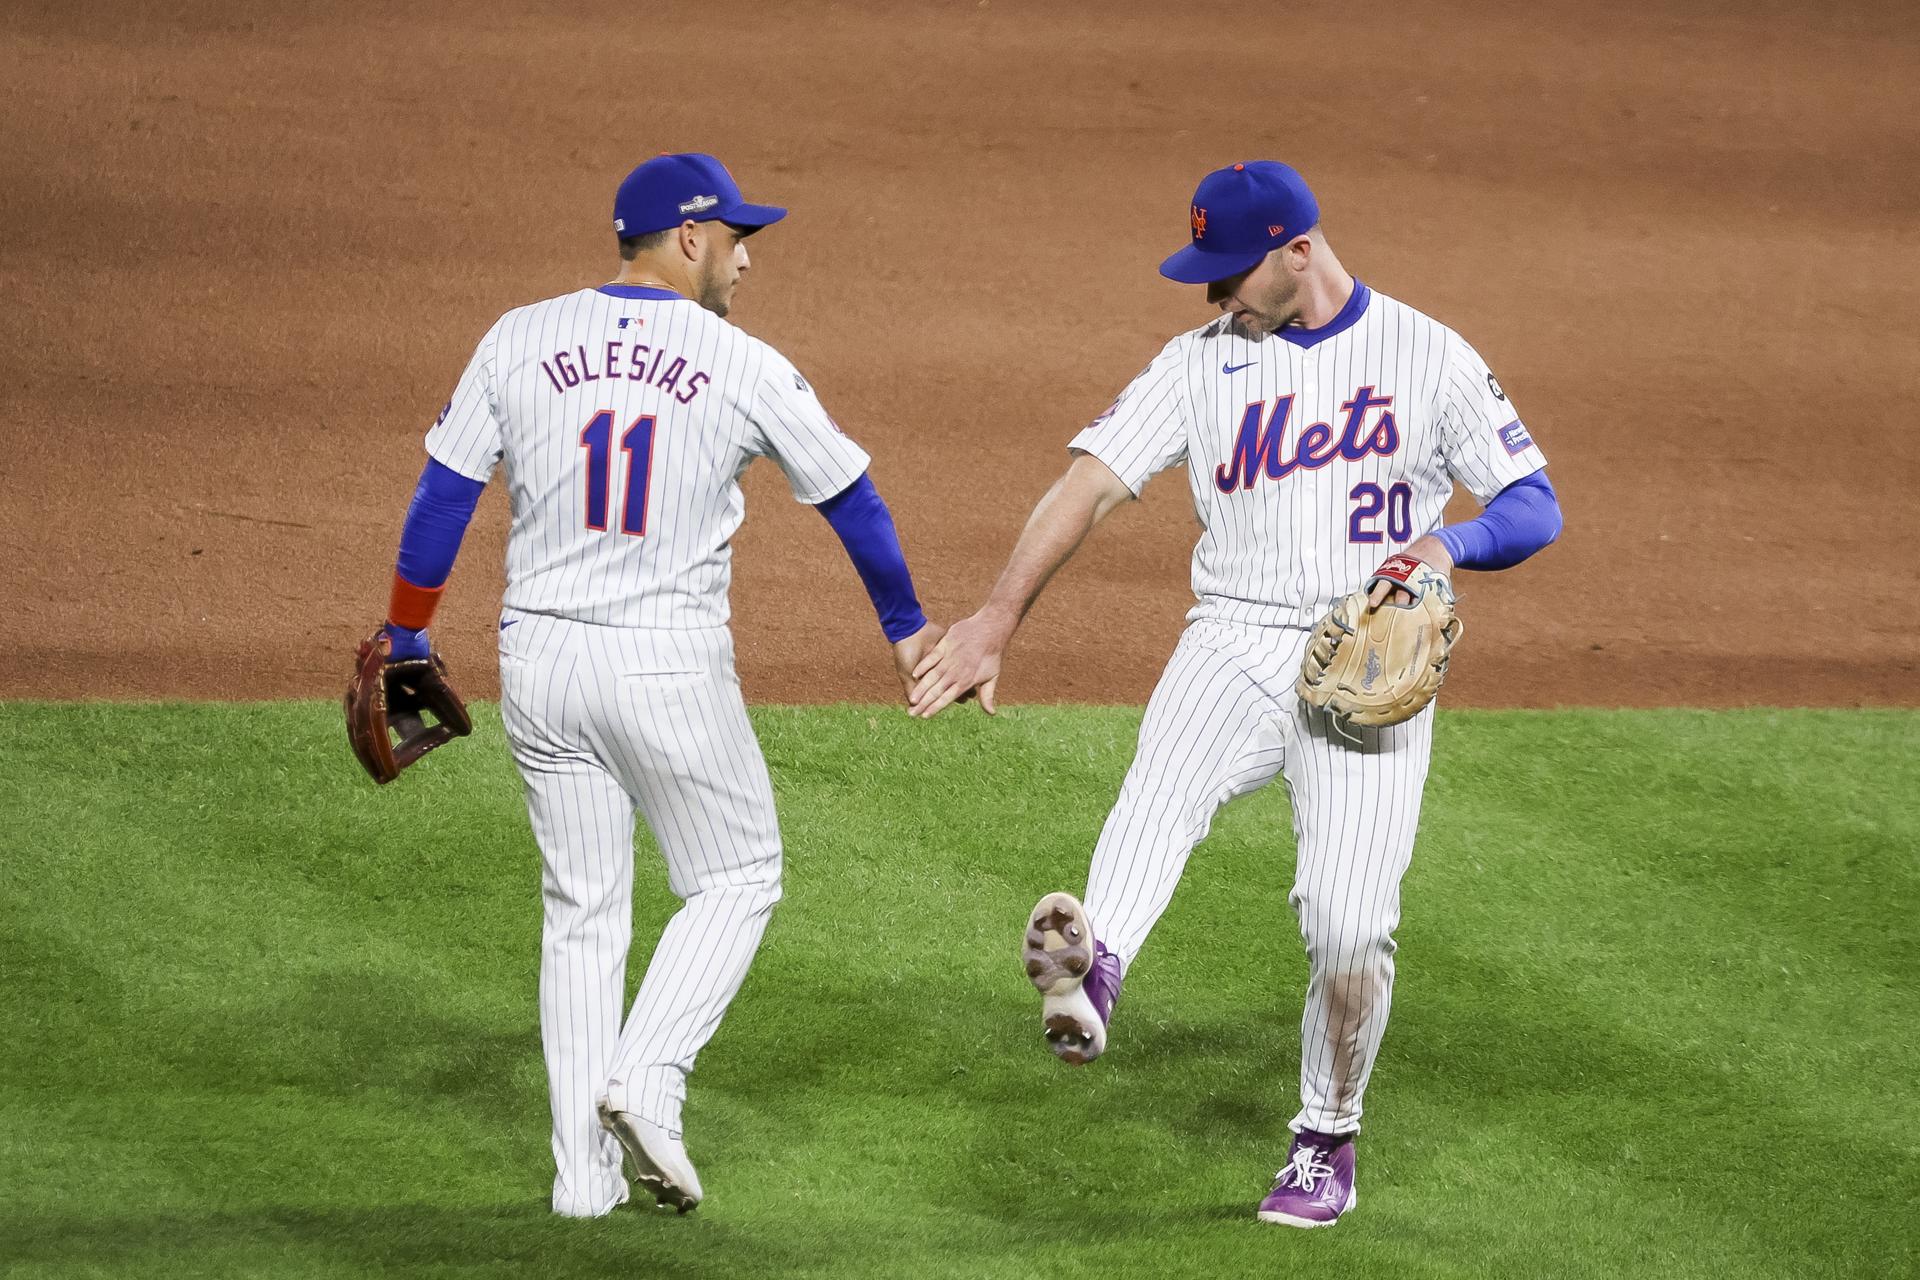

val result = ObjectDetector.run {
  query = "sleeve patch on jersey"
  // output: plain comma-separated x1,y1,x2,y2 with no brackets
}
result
1499,420,1534,455
794,371,809,392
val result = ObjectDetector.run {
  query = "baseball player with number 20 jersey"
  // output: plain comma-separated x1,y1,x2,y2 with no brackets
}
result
910,161,1563,1227
369,154,942,1218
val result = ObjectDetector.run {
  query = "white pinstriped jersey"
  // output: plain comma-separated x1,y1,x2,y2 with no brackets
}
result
426,285,870,628
1070,282,1547,630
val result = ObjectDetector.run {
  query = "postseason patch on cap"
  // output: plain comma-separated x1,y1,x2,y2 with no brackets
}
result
1499,420,1534,455
678,194,719,215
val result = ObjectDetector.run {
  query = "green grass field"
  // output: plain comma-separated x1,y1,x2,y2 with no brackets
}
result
2,703,1915,1279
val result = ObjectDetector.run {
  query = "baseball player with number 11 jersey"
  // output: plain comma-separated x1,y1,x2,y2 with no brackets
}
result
909,159,1563,1227
373,153,942,1218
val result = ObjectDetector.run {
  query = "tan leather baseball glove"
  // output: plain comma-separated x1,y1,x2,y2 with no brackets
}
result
344,631,473,784
1296,555,1463,728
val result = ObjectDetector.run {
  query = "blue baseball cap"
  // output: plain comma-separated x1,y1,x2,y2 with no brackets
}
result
1158,161,1320,284
612,153,787,239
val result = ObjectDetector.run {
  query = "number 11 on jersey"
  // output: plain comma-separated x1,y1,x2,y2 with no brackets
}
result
580,410,656,536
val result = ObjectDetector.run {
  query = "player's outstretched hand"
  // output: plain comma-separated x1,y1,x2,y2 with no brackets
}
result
908,610,1010,719
891,621,947,704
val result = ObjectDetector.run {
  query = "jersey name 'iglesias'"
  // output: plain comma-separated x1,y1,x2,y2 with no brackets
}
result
1070,282,1548,630
426,284,869,630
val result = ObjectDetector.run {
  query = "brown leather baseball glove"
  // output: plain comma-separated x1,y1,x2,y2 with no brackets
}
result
344,631,473,784
1296,555,1463,729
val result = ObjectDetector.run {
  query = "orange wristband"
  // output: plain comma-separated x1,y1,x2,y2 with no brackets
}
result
387,572,445,631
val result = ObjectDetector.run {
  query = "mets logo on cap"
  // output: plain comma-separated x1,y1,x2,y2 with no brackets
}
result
1160,160,1321,285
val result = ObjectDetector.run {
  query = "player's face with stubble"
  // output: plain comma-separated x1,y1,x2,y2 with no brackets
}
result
694,224,752,317
1209,246,1303,339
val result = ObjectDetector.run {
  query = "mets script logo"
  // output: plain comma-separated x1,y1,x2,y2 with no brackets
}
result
1213,387,1401,493
1191,205,1208,239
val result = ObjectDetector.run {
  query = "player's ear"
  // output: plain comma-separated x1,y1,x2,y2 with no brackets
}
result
677,220,703,263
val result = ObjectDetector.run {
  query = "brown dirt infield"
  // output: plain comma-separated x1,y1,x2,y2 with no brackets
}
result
3,1,1916,707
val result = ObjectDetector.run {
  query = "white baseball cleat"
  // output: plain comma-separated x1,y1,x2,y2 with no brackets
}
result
1022,891,1122,1065
597,1099,704,1213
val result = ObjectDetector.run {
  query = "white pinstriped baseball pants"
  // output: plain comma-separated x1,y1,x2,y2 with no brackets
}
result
1083,619,1434,1137
498,611,782,1217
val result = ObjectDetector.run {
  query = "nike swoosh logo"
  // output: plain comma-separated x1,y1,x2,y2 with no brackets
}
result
1223,360,1257,374
500,619,520,631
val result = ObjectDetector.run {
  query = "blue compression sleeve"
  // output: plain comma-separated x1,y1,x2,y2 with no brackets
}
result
816,472,928,643
396,458,485,589
1433,470,1563,571
385,458,485,661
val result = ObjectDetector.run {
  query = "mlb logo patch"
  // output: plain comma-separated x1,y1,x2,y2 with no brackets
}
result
1499,420,1534,456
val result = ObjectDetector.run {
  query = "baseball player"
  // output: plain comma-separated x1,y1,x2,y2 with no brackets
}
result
370,153,941,1217
909,161,1563,1227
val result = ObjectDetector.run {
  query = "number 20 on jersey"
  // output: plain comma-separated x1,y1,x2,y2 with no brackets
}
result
580,410,656,535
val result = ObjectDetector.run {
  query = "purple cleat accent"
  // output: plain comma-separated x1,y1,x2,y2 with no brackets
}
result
1082,941,1122,1024
1021,891,1122,1065
1257,1130,1357,1228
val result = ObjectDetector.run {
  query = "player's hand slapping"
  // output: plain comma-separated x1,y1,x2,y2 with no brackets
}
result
890,620,947,704
908,608,1011,718
904,453,1134,719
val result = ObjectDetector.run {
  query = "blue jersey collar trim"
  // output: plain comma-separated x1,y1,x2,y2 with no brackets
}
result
1273,280,1371,349
596,284,686,301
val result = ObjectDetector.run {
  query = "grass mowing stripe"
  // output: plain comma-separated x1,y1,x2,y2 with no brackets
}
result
0,703,1914,1279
